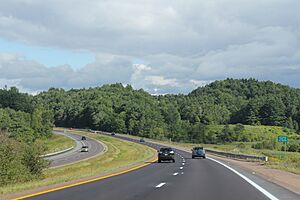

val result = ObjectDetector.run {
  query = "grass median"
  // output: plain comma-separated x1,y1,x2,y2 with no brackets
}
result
39,132,76,154
0,129,156,195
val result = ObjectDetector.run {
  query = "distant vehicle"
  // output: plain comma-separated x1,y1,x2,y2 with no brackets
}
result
192,147,206,159
111,132,115,136
81,145,89,152
158,147,175,163
139,138,145,142
81,136,86,140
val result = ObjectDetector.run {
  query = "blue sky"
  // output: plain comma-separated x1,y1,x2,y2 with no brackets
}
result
0,39,94,69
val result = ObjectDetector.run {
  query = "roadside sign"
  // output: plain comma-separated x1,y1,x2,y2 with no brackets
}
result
278,136,288,142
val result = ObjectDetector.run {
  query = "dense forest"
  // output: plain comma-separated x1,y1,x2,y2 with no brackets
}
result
1,78,300,185
36,78,300,145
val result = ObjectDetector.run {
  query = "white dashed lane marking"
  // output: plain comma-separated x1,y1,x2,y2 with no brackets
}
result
155,183,166,188
180,167,183,170
173,172,179,176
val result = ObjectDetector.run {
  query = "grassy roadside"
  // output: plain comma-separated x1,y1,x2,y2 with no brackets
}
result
206,124,299,139
0,129,156,195
39,133,76,154
118,133,300,175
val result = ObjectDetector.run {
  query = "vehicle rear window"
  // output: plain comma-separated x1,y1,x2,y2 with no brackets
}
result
194,147,203,150
160,148,172,151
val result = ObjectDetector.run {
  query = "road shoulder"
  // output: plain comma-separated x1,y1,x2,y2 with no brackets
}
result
207,154,300,196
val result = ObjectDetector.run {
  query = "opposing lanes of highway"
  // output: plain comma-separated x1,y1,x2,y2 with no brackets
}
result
23,131,300,200
46,131,105,168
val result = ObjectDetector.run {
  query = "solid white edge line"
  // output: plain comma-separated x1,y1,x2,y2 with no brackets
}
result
207,157,279,200
155,182,166,188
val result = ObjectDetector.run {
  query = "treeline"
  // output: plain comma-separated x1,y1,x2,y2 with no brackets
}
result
189,78,300,129
0,87,53,186
36,79,300,144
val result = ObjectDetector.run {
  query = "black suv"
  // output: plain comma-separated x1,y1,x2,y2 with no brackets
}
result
81,136,86,140
192,147,206,159
158,147,175,163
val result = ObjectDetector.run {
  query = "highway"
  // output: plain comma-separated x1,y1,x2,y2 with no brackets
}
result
24,131,300,200
46,131,105,168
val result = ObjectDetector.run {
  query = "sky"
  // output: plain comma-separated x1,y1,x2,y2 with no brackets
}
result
0,0,300,94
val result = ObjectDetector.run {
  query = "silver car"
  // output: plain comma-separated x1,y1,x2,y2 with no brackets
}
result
81,145,89,152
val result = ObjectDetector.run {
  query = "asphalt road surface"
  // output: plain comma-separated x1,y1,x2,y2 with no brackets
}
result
46,131,104,168
27,132,299,200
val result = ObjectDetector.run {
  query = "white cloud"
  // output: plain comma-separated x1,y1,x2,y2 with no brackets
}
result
0,52,133,90
145,76,178,87
132,64,151,71
0,1,300,93
0,53,18,61
190,80,212,87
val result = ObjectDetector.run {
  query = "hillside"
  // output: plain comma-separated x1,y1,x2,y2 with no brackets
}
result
188,78,300,128
1,79,299,152
32,79,299,151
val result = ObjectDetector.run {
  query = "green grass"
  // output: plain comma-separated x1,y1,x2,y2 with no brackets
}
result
0,129,156,195
207,124,300,140
39,133,76,154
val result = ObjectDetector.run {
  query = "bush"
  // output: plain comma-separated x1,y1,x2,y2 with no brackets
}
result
22,141,49,175
0,133,48,186
237,143,246,149
283,127,289,133
252,139,276,150
287,141,300,152
0,134,30,185
252,142,263,149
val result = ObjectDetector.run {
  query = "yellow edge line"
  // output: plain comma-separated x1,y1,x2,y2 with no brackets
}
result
12,158,157,200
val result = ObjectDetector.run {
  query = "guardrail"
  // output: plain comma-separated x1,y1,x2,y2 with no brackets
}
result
41,146,74,158
205,149,268,162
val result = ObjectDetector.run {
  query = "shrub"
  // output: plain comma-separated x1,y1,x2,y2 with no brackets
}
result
287,141,300,152
0,133,48,186
22,141,49,175
237,143,246,149
252,142,263,149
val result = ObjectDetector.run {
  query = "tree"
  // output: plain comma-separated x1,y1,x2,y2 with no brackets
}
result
162,104,181,140
218,125,234,143
188,123,207,143
259,97,286,126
